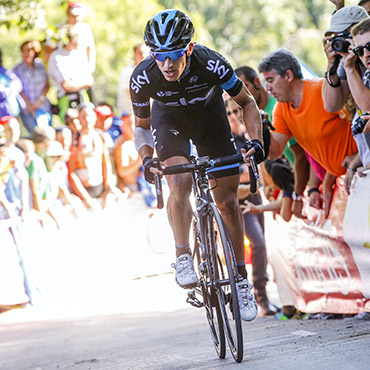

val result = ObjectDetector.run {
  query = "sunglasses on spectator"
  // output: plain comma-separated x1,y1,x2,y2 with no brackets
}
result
227,109,241,116
151,46,189,62
352,41,370,57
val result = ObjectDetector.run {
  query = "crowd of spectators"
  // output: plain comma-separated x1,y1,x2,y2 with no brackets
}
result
0,2,152,231
1,1,370,319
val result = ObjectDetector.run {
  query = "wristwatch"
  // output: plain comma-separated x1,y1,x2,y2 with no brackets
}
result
292,191,303,201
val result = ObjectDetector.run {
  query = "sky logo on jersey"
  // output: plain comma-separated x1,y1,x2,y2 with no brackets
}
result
131,70,150,94
206,60,229,79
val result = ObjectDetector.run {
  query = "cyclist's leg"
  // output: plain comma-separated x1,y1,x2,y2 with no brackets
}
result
211,175,245,266
151,103,197,287
163,155,193,253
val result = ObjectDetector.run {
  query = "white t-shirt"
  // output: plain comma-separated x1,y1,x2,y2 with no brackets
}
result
48,47,92,98
117,64,135,116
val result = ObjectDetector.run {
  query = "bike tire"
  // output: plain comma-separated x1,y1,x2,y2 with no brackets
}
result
193,218,226,359
205,203,243,363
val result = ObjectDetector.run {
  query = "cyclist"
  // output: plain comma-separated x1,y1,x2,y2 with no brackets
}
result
131,9,263,321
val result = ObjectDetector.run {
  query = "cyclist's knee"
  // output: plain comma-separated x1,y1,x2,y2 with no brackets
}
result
216,194,239,214
167,174,192,199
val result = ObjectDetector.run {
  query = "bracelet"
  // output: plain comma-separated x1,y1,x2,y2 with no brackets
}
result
307,187,320,196
347,167,356,173
325,71,341,88
292,191,303,201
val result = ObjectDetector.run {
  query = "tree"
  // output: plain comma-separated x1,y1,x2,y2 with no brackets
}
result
157,0,341,75
0,0,43,31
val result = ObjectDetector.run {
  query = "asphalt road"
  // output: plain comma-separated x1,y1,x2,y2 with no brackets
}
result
1,193,370,370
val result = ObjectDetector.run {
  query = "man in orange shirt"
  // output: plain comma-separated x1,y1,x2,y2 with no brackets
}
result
258,49,358,217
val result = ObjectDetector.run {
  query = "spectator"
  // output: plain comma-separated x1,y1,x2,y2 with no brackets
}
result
67,103,117,210
258,49,358,218
0,48,23,119
235,65,310,218
241,158,294,222
113,111,142,196
0,116,29,219
16,138,55,227
225,97,277,316
0,124,17,219
13,40,52,133
48,26,93,123
95,104,122,148
117,43,149,118
323,9,370,194
45,140,85,221
55,126,72,152
60,1,96,74
330,0,370,14
64,107,81,146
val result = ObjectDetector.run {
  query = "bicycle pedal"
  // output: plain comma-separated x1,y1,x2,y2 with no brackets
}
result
186,291,204,308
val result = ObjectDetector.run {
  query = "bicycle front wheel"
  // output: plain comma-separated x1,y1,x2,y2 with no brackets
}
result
193,218,226,359
205,203,243,363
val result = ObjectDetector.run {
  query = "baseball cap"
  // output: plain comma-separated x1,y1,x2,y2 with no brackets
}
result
67,2,86,17
95,105,114,118
46,141,68,157
0,115,13,125
326,6,369,34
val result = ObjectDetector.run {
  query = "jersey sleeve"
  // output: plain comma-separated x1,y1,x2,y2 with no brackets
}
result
203,47,242,96
129,65,151,118
272,103,292,138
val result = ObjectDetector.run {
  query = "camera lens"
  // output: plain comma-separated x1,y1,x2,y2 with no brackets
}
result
332,38,349,53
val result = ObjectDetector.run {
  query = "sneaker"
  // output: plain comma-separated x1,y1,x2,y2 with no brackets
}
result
236,279,258,321
171,254,198,288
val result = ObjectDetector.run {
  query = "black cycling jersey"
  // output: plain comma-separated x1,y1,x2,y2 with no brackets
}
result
130,43,243,118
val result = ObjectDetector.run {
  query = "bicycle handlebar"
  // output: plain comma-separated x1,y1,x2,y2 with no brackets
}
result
154,153,260,209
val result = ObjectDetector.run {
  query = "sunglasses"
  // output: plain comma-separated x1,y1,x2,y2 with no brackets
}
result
352,41,370,57
151,47,188,62
227,109,241,116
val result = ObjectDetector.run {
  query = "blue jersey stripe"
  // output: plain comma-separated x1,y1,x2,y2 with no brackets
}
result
221,72,238,91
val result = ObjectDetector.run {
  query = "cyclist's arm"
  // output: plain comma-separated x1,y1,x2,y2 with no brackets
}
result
134,115,154,160
232,84,262,143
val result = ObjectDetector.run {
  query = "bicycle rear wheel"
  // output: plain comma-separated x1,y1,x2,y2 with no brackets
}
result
205,203,243,363
193,218,226,359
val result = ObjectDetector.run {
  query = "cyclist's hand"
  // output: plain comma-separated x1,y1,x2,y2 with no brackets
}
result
143,157,163,184
243,139,264,164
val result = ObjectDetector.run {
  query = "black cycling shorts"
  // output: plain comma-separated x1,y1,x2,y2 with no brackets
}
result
151,96,238,178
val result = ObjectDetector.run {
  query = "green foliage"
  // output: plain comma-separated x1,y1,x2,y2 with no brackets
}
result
0,0,42,31
0,0,363,114
157,0,353,75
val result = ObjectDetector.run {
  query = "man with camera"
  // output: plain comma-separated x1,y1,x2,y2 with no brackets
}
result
322,6,370,193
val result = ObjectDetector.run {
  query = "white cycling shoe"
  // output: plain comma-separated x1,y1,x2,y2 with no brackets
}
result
236,279,258,321
172,254,198,288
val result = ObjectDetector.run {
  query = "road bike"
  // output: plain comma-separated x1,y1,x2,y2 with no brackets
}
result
153,150,259,363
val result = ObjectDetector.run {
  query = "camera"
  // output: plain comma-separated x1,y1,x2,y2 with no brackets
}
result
331,31,352,53
352,113,369,135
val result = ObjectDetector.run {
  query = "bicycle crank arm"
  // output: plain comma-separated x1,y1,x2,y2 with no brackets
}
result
186,290,204,308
